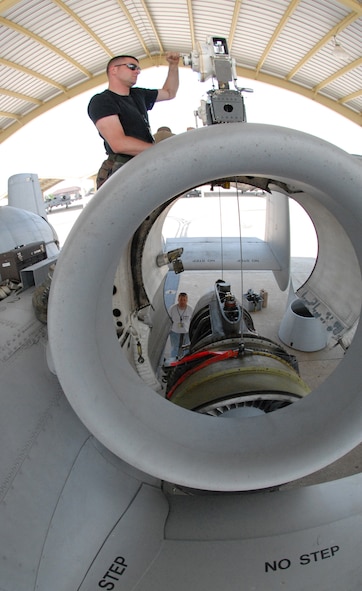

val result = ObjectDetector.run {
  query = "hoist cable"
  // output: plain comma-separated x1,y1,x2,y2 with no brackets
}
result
236,182,245,345
218,186,224,280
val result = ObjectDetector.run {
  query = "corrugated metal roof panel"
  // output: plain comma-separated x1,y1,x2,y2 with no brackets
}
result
0,0,361,142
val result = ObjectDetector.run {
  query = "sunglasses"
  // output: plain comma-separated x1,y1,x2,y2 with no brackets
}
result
114,63,141,72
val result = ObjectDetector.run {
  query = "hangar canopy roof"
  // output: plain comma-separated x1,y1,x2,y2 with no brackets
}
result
0,0,361,144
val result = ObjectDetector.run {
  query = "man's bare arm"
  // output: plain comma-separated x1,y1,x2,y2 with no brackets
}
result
156,52,180,102
96,114,153,156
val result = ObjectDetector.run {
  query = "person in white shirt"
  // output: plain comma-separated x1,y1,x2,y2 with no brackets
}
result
168,292,193,358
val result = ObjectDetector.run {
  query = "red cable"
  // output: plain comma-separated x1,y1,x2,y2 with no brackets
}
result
166,349,240,399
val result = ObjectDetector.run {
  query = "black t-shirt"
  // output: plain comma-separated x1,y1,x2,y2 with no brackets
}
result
87,87,158,155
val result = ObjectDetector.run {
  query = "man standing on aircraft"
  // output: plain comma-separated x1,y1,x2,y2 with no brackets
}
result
88,52,180,188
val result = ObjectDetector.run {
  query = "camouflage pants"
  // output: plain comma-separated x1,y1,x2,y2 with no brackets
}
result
96,155,132,189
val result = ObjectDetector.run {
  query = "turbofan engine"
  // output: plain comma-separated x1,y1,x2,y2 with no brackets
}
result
164,280,310,414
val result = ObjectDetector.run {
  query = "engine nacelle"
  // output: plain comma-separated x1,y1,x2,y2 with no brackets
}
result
48,123,362,492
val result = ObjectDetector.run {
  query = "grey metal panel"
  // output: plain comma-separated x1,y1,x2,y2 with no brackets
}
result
136,475,362,591
20,254,58,288
294,190,362,339
78,484,168,591
265,191,290,290
36,450,163,591
0,290,90,590
165,236,287,272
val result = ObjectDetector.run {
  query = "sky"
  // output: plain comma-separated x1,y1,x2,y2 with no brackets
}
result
0,66,361,198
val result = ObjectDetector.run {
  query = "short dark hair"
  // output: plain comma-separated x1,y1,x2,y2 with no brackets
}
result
178,292,188,298
107,55,139,74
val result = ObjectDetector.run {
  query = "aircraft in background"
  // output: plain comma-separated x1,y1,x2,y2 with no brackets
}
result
0,37,362,590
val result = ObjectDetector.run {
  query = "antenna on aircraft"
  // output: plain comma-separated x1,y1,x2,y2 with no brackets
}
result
182,36,253,126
